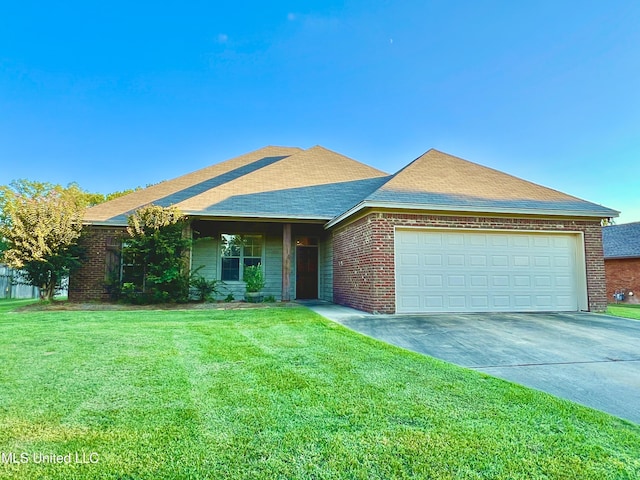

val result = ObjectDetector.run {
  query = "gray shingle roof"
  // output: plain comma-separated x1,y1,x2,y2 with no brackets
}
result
603,222,640,259
196,178,390,219
366,189,616,216
85,145,389,225
85,146,302,223
85,145,619,226
172,145,388,214
362,149,618,218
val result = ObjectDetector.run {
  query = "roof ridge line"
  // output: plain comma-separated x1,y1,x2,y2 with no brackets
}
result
393,149,608,205
363,148,437,196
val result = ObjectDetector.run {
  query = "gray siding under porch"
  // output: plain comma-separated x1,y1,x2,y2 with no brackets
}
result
190,221,333,302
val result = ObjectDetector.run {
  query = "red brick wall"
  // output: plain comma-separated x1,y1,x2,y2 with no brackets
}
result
69,226,127,301
332,212,608,314
332,216,377,312
605,258,640,304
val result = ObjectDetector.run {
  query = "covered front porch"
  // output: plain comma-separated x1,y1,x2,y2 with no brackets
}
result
190,219,333,302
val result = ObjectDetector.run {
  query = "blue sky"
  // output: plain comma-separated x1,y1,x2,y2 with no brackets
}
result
1,1,639,223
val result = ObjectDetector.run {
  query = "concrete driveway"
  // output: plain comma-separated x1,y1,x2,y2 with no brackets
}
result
308,304,640,424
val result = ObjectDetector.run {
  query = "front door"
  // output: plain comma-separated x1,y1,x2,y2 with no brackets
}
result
296,241,318,299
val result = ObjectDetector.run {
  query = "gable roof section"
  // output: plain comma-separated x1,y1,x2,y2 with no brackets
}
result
86,146,618,227
85,146,300,223
85,145,389,225
327,149,619,227
172,145,388,215
603,222,640,259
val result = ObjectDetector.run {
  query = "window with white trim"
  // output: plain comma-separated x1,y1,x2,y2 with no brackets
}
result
220,234,263,281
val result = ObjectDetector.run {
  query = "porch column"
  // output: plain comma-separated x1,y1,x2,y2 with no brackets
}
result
182,221,193,276
282,223,292,301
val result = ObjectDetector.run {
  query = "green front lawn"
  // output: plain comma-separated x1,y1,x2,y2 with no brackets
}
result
0,302,638,479
0,298,38,314
607,303,640,320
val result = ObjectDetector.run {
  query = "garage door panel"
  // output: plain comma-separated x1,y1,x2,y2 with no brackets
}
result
514,256,530,266
492,275,510,287
446,254,465,266
471,275,488,287
399,231,419,245
534,276,552,287
424,254,443,266
399,253,419,266
555,276,572,287
446,234,464,246
534,256,551,267
491,255,509,267
490,235,509,247
514,295,532,307
399,296,420,309
468,235,487,247
447,275,465,287
424,296,443,307
471,296,489,308
511,236,530,247
493,296,510,307
553,236,572,248
470,255,487,266
535,295,553,306
533,236,550,247
423,233,443,246
423,275,442,287
556,296,574,307
399,274,419,287
448,296,466,308
396,230,580,313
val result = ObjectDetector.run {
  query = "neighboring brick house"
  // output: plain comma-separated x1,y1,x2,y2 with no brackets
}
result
602,222,640,304
70,146,618,313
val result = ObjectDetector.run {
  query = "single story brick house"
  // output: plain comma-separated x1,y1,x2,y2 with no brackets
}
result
70,145,618,313
602,222,640,304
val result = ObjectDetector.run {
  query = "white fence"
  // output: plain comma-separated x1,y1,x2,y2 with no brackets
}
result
0,265,40,299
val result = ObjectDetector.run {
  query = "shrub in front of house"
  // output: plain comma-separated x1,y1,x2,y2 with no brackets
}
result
243,264,265,302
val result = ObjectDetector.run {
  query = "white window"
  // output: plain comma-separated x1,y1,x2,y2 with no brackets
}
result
220,234,263,281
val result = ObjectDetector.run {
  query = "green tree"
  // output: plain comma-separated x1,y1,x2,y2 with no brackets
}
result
0,179,100,208
60,182,143,207
122,204,190,303
0,179,151,300
0,181,85,300
105,187,143,202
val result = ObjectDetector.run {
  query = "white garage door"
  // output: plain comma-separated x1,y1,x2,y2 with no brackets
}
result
395,229,583,313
